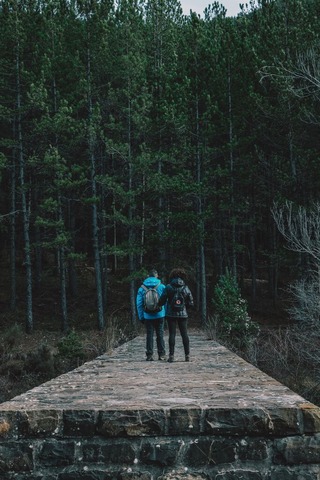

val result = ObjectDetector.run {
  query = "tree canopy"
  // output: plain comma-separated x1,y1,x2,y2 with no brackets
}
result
1,0,320,331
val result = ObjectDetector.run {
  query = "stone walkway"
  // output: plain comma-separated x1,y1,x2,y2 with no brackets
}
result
0,332,312,411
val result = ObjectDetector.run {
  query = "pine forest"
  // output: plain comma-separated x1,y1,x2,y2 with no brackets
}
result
1,0,320,342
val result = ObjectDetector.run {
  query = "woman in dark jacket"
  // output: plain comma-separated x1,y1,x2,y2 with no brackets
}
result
159,268,194,362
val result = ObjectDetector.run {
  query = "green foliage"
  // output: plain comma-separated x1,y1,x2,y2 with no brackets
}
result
212,271,259,348
57,330,85,359
1,0,320,332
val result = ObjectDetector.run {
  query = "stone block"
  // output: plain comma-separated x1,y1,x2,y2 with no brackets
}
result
118,473,152,480
0,441,33,472
273,435,320,465
140,439,180,466
210,470,265,480
37,440,75,467
268,466,320,479
267,408,301,436
204,408,267,435
5,475,56,480
204,407,300,436
58,470,113,479
238,438,269,461
300,405,320,433
18,410,62,437
64,410,98,437
168,408,201,435
158,472,207,480
186,437,237,466
82,439,136,464
98,410,165,437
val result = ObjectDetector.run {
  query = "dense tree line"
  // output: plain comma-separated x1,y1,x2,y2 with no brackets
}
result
1,0,320,333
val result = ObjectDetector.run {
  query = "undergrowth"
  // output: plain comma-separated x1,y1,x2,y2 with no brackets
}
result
0,316,137,403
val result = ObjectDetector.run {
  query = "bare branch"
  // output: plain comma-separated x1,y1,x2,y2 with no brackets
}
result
272,201,320,264
259,49,320,99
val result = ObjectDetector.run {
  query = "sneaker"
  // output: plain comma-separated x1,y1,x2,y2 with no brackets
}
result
158,355,166,361
185,355,190,362
146,355,154,361
167,355,174,363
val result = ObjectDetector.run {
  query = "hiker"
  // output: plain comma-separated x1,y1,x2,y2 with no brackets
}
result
136,269,166,361
158,267,194,363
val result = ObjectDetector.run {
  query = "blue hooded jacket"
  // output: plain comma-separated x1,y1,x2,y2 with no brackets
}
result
136,276,166,321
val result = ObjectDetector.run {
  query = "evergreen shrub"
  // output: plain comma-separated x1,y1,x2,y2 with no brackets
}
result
57,329,84,359
210,271,259,349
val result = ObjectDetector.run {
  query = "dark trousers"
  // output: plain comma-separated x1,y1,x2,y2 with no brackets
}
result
145,318,166,357
167,317,189,356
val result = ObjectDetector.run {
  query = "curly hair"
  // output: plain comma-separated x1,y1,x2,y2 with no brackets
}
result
169,268,187,280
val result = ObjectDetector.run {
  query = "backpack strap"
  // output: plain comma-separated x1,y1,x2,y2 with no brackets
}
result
171,284,185,294
141,283,160,291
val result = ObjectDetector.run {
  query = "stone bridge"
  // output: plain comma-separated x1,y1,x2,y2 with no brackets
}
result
0,332,320,479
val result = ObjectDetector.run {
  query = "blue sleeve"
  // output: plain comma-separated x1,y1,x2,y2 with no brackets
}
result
136,287,145,320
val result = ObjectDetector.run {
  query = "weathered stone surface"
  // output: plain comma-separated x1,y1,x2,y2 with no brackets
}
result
204,408,267,435
37,439,75,467
18,410,62,437
0,334,319,479
118,473,152,480
158,473,207,480
273,434,320,465
168,408,202,435
8,475,56,480
98,409,166,437
268,466,320,479
0,334,313,414
204,407,301,436
301,405,320,433
140,439,180,466
82,438,136,464
0,441,33,472
64,410,98,437
209,471,264,480
186,437,237,466
58,472,110,480
238,438,269,461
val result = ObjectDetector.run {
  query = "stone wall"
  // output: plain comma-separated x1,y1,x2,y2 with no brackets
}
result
0,334,320,479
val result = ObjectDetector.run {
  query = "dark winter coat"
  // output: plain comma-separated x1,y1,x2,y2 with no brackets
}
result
159,277,194,318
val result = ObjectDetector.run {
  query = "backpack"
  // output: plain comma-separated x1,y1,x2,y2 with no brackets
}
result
171,286,186,312
141,284,161,313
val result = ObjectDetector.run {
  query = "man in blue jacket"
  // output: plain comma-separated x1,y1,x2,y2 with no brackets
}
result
136,269,166,361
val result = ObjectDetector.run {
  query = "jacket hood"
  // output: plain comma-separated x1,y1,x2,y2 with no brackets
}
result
143,277,161,288
170,277,185,288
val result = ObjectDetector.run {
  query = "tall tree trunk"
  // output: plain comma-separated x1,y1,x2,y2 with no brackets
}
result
228,61,237,278
59,245,68,332
195,91,207,324
10,128,16,311
58,199,68,332
128,97,137,327
87,42,105,331
16,41,33,333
